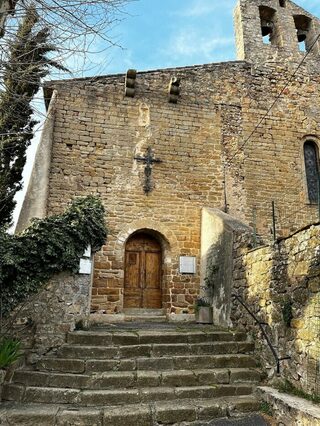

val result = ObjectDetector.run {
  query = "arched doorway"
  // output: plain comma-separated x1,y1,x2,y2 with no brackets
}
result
124,231,162,309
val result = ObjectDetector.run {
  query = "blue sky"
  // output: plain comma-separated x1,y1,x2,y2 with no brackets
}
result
91,0,320,76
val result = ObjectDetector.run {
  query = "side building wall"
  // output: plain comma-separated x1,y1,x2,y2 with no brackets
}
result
232,223,320,396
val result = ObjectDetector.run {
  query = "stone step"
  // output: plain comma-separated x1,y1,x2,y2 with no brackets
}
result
36,354,257,373
57,341,254,359
125,315,168,322
66,330,247,346
0,396,261,425
123,308,166,316
12,368,261,389
2,383,254,405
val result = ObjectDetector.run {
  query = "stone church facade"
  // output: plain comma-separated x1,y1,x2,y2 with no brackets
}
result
17,0,320,317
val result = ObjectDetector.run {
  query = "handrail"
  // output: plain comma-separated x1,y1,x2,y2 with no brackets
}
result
232,293,290,374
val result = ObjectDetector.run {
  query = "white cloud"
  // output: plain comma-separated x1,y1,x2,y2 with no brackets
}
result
164,28,234,62
177,0,234,17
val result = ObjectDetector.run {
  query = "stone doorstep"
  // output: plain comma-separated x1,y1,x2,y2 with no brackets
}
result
89,312,196,325
257,386,320,425
66,330,247,346
2,383,254,405
0,396,261,425
36,354,257,373
57,341,254,359
11,368,261,390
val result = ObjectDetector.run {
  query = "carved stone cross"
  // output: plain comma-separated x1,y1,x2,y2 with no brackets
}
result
134,146,162,194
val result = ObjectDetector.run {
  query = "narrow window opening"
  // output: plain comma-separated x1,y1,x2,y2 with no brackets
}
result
279,0,286,7
304,141,319,204
259,6,277,45
294,15,312,52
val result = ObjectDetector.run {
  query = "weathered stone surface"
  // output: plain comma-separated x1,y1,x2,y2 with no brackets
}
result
24,386,79,404
103,405,152,426
4,273,91,359
80,389,140,406
56,408,103,426
139,387,174,403
1,384,25,402
67,332,112,346
0,405,58,425
136,371,160,387
58,345,118,359
155,401,197,424
196,400,227,420
226,395,261,414
232,223,320,395
229,369,261,384
161,370,196,387
258,386,320,426
195,369,230,385
37,358,85,373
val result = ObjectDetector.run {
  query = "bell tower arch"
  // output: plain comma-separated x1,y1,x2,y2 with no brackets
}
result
234,0,320,63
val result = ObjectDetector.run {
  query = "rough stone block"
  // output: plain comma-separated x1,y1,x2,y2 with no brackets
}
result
1,405,58,425
161,370,196,387
80,389,140,406
56,408,102,426
24,386,79,404
37,358,85,374
155,401,197,424
103,405,152,426
136,371,160,387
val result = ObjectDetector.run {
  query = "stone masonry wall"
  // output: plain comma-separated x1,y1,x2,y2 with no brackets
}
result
232,223,320,396
44,55,320,314
15,0,320,314
3,272,92,365
45,63,249,314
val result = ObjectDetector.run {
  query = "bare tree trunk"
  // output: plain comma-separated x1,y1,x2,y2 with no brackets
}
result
0,0,17,37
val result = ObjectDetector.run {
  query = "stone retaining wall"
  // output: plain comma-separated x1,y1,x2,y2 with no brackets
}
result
2,272,92,365
232,223,320,395
258,387,320,426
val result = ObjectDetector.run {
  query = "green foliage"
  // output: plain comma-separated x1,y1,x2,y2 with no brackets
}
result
282,299,293,328
0,196,107,316
277,379,320,404
0,338,22,369
260,401,273,417
194,297,211,313
0,5,66,227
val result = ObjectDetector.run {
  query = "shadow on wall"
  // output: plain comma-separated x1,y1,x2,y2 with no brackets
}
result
232,223,320,396
200,208,253,328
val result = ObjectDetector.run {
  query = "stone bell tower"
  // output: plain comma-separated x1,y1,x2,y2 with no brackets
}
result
234,0,320,63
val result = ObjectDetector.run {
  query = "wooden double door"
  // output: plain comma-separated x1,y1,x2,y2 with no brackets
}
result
124,232,162,309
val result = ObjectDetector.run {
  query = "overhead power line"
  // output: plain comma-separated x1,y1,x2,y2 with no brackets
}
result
228,32,320,163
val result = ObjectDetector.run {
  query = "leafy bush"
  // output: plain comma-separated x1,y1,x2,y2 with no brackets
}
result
0,338,22,369
0,196,107,316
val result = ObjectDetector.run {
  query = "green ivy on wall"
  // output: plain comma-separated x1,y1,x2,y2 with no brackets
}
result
0,196,107,316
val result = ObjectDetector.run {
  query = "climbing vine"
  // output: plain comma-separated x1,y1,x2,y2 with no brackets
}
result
0,196,107,316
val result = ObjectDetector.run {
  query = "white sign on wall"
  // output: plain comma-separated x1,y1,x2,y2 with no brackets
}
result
179,256,196,274
79,245,92,275
79,258,92,275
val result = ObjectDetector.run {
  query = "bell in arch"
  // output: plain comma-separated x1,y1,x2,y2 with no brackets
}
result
297,29,308,42
261,20,273,37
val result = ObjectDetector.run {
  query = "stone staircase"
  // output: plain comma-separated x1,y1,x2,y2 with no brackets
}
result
0,324,263,425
